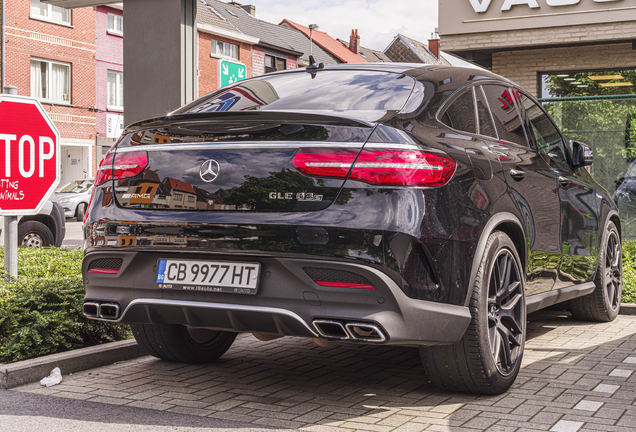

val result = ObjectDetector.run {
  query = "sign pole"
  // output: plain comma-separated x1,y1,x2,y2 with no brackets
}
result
3,216,17,281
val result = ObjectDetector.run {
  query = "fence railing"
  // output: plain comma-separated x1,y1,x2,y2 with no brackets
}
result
539,95,636,240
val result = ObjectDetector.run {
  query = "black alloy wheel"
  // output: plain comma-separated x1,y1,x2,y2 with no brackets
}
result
421,231,526,394
604,229,622,311
487,248,525,376
570,220,622,322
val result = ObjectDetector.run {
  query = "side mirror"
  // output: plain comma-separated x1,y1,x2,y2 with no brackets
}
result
572,140,593,168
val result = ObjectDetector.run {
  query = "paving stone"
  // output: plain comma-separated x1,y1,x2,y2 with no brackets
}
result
550,420,584,432
593,384,620,394
574,400,603,411
609,369,633,378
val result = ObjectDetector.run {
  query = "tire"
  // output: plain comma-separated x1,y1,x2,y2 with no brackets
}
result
131,324,237,363
76,203,87,222
420,231,526,394
569,221,622,322
18,220,55,248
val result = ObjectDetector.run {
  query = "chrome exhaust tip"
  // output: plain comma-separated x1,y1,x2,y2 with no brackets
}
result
83,302,100,318
313,320,350,340
98,303,120,320
345,322,387,342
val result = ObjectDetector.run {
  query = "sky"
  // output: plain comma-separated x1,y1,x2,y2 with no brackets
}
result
253,0,440,52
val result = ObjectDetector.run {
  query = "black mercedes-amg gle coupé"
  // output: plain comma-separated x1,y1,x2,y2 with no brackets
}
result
82,64,622,394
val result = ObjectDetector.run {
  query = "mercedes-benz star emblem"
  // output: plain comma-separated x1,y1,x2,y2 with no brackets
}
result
199,159,220,182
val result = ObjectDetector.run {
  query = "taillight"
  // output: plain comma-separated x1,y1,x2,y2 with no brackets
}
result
291,148,358,179
94,151,148,186
94,153,114,186
292,147,456,187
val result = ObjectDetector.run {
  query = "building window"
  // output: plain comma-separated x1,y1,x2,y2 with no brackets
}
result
265,55,286,74
173,193,183,201
30,0,71,25
30,59,71,103
107,71,124,109
540,69,636,98
211,39,239,60
107,13,123,35
187,195,195,203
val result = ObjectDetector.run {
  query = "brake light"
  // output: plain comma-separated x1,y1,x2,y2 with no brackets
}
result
94,151,148,186
292,147,456,187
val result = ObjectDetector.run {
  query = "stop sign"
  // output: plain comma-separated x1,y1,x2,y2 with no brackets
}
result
0,95,60,215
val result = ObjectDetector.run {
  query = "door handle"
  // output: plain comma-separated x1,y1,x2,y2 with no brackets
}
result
558,176,570,187
509,168,525,180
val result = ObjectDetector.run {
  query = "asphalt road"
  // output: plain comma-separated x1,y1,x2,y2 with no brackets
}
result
0,389,280,432
62,221,83,249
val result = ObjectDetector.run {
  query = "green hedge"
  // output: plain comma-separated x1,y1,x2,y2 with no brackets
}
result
0,247,129,363
622,241,636,303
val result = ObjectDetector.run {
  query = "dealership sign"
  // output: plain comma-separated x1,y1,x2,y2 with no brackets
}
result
0,95,60,215
441,0,634,35
469,0,622,13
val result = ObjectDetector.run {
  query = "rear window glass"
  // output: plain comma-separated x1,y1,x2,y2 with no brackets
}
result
175,70,415,121
440,88,477,134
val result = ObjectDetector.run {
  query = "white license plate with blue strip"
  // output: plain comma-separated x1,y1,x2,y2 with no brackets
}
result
156,259,260,294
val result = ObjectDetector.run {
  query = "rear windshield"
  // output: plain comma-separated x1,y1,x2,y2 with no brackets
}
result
175,70,416,122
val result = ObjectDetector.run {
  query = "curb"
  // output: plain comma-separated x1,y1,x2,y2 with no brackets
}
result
620,303,636,315
0,339,148,389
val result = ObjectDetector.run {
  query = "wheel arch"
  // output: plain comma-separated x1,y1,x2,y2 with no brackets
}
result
464,212,527,307
608,210,621,239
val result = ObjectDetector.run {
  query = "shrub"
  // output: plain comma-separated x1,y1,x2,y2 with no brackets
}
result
622,240,636,304
0,247,129,363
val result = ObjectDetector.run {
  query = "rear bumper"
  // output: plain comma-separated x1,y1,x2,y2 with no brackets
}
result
83,250,471,346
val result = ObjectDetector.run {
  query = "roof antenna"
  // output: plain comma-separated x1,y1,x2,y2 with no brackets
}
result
306,24,324,74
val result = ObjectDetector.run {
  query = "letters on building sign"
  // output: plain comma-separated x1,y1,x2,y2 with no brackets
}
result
469,0,621,13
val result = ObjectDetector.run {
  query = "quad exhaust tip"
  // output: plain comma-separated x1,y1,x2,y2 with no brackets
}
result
313,319,386,343
83,302,121,320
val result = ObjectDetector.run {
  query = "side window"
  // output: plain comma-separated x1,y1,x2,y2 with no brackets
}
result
521,94,569,164
440,88,477,134
481,85,528,147
475,86,497,139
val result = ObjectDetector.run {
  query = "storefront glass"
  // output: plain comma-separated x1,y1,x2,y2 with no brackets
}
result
541,69,636,98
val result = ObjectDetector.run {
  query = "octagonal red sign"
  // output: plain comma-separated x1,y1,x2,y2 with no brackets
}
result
0,95,60,215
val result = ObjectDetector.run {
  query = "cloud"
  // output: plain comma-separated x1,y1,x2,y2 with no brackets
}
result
253,0,439,52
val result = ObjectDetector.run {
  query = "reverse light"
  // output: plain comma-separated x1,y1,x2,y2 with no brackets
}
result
292,147,456,187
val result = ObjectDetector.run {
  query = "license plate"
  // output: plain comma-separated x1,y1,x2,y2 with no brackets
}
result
156,259,260,295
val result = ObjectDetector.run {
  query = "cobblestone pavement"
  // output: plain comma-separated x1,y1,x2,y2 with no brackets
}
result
14,310,636,432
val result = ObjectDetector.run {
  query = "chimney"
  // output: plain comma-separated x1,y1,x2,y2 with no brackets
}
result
242,4,256,16
428,31,440,60
349,29,360,54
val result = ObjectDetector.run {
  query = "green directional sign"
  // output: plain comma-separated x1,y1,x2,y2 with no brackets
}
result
218,60,247,88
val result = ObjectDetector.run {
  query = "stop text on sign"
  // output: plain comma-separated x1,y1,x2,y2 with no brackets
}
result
0,134,55,178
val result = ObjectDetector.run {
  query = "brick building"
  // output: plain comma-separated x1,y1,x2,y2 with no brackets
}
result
197,0,257,97
439,1,636,97
95,4,123,165
383,34,448,65
4,0,96,185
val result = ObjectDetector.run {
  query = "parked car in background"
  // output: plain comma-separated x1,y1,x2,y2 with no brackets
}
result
81,64,621,395
56,179,94,221
614,160,636,221
0,196,66,248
